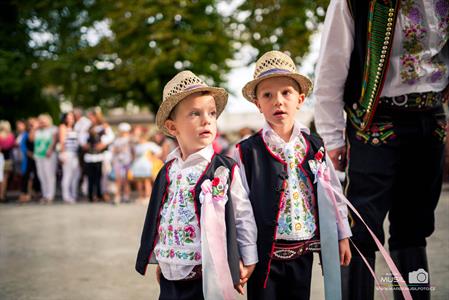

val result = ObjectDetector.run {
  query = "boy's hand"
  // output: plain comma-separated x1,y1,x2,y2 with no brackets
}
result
234,260,256,295
339,238,352,266
156,265,161,285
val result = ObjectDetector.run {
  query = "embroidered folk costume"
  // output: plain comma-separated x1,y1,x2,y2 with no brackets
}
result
314,0,448,299
136,71,257,300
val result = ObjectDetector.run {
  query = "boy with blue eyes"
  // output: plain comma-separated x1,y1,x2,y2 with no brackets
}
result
234,51,352,300
136,71,257,300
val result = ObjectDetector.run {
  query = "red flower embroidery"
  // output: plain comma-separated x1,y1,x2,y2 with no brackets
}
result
184,225,196,238
212,177,220,186
314,150,324,162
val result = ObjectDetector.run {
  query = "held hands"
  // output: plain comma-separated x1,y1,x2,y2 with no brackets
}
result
234,260,256,295
328,146,347,172
339,238,352,266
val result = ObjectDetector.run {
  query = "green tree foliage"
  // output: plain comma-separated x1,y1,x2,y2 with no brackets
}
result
233,0,329,64
0,0,60,122
1,0,330,121
15,0,234,113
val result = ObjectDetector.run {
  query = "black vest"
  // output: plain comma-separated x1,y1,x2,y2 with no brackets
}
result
343,0,400,130
238,131,324,287
135,154,240,285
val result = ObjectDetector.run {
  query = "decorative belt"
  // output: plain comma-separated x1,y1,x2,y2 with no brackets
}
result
179,265,202,281
272,239,321,261
379,91,443,111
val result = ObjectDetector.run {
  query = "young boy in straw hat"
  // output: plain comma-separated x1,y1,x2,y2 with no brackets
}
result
136,70,258,300
234,51,352,300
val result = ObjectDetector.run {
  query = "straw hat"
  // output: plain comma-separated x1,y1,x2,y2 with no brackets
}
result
242,50,313,102
156,70,228,136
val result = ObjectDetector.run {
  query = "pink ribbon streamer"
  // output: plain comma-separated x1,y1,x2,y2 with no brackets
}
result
317,164,412,300
200,180,235,300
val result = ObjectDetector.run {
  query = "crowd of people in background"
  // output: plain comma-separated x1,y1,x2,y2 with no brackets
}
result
0,108,170,205
0,107,251,205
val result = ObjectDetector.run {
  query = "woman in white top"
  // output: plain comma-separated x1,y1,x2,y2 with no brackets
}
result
59,112,80,203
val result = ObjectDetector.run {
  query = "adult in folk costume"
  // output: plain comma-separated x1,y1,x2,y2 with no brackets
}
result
314,0,449,299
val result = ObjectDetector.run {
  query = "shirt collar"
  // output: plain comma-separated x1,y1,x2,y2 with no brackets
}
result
262,120,310,143
166,144,214,167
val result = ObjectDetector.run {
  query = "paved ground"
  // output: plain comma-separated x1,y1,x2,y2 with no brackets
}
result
0,186,448,300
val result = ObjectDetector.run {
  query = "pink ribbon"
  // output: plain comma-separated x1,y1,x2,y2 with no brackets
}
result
200,180,235,300
317,163,412,300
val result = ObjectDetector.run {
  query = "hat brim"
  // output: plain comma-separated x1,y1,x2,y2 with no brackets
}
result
156,86,228,137
242,73,313,102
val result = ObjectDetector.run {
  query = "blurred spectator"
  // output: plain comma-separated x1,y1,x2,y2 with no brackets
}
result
73,108,92,198
34,114,58,204
13,120,27,175
83,108,114,202
151,131,175,162
226,127,255,158
59,112,80,204
19,118,40,203
212,131,230,155
130,126,162,204
0,120,15,201
111,122,133,204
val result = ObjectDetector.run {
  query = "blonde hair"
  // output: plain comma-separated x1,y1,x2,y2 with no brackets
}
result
0,120,12,138
38,114,53,126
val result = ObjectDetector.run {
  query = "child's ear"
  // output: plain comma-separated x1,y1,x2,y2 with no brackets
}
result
297,94,305,109
164,119,177,136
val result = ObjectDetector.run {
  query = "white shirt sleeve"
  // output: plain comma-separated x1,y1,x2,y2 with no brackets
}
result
314,0,354,151
230,164,258,266
100,126,115,146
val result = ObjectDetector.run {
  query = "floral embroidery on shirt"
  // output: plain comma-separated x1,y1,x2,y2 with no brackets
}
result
155,160,208,264
435,0,449,34
400,0,427,85
400,0,449,85
264,131,316,240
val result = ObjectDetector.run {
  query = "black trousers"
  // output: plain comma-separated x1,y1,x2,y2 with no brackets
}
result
20,159,40,193
86,162,103,201
247,252,314,300
346,106,445,256
159,276,203,300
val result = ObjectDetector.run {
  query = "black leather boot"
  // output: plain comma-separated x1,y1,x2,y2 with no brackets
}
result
390,247,430,300
341,255,375,300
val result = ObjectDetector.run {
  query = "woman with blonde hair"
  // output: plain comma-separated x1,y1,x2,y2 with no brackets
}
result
34,114,58,204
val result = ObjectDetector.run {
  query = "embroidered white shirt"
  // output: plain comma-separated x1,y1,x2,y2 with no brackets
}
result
155,144,258,280
234,121,352,240
314,0,449,150
262,124,317,240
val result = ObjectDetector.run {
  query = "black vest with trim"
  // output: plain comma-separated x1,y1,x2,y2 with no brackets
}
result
343,0,400,130
238,131,324,288
135,154,240,285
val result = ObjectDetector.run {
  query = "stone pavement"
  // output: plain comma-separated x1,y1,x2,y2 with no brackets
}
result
0,186,448,300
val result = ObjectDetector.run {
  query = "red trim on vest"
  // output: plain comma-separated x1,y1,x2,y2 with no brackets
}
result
259,131,289,288
146,159,175,274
